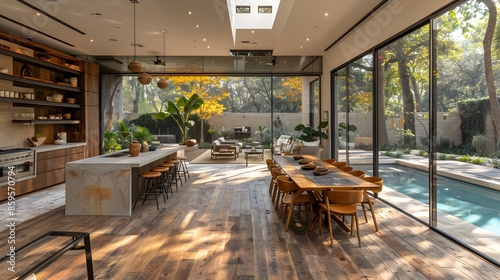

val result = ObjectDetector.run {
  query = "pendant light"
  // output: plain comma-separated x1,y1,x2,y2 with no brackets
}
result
127,0,142,73
138,72,153,84
157,30,169,89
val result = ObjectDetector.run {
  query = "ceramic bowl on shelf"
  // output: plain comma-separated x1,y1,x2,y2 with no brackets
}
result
66,97,76,103
0,68,8,74
63,113,71,120
46,96,54,102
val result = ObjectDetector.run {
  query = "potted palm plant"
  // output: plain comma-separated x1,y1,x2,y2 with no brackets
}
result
154,94,204,144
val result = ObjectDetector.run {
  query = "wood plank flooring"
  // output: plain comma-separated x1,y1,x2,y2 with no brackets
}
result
0,162,498,279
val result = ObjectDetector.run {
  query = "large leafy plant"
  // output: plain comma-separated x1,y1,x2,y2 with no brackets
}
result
155,94,204,144
294,121,328,142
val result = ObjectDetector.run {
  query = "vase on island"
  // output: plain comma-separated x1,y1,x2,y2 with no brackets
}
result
129,141,141,157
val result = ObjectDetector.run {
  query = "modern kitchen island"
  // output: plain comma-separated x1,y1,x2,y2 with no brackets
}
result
65,145,184,216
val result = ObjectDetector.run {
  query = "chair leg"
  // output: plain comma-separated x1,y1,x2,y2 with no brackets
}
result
355,213,361,247
326,209,334,246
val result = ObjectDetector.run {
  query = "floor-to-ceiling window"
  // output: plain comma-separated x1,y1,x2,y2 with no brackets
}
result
331,0,499,264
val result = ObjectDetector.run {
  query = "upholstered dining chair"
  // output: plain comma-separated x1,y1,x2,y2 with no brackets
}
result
276,175,316,227
318,189,364,247
267,162,279,195
360,176,383,232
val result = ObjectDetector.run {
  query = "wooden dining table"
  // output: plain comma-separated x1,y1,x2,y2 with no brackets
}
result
273,155,378,232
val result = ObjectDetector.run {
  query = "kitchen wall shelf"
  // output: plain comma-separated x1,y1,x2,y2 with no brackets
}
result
12,119,81,125
0,72,81,92
0,47,81,75
0,97,81,108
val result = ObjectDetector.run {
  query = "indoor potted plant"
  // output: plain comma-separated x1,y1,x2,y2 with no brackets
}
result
294,121,328,146
154,94,204,144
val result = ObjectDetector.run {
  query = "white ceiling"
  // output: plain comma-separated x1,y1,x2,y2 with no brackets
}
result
0,0,384,73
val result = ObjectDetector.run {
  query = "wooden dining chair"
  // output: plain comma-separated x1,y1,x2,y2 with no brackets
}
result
347,170,366,178
271,167,287,209
338,166,353,172
360,176,383,232
318,189,364,247
276,175,316,229
330,161,347,168
267,163,279,195
323,158,336,164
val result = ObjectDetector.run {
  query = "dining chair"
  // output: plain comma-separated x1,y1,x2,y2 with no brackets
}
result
267,162,279,195
322,158,336,164
338,166,353,172
330,161,347,168
271,167,287,209
347,170,366,178
318,189,364,247
360,176,383,232
276,175,316,228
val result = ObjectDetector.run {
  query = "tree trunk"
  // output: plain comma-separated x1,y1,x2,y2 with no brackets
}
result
104,76,122,130
479,0,500,150
377,49,390,145
133,79,140,113
395,40,416,145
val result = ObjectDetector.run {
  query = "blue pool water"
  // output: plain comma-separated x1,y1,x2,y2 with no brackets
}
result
355,164,500,235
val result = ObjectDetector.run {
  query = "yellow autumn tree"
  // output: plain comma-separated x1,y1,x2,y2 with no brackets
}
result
171,76,228,142
276,77,302,112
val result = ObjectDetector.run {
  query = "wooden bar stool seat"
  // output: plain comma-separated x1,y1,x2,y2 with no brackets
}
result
133,171,162,210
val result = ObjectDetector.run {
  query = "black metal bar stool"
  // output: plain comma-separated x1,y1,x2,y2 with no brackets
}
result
150,166,170,200
165,159,182,188
174,156,190,182
159,162,178,191
133,171,162,210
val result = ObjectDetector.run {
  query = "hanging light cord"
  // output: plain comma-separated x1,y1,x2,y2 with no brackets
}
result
133,2,137,59
163,30,166,74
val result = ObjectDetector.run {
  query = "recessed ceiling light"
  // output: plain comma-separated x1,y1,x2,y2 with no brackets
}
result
300,45,303,48
203,38,207,42
36,12,40,16
306,38,310,41
251,30,255,34
324,12,329,16
195,24,199,28
187,11,192,15
90,39,94,42
207,46,210,48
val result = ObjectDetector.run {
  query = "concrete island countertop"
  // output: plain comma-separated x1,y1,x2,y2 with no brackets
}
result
67,145,184,167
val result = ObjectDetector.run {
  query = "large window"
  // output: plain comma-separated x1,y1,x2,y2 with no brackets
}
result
331,0,500,264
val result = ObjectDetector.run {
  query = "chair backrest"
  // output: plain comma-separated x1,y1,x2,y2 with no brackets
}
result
331,161,347,168
362,176,383,193
271,167,286,179
338,166,353,172
324,190,363,204
298,145,324,159
347,170,366,178
323,158,336,164
276,175,299,192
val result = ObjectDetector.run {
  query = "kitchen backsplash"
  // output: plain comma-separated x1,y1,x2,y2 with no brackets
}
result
0,102,34,148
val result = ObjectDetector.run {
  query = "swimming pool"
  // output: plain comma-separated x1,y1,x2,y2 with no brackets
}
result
354,164,500,235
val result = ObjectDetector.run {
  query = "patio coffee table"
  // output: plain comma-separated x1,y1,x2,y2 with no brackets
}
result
244,148,264,166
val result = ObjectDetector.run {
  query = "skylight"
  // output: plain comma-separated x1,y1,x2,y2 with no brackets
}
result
227,0,281,44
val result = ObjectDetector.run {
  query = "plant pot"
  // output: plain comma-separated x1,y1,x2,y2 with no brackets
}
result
185,139,197,147
129,141,141,157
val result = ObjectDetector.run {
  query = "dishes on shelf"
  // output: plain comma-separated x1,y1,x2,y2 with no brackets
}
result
66,97,75,103
0,68,8,74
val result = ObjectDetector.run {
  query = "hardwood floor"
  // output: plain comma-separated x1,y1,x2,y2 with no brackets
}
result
0,162,498,279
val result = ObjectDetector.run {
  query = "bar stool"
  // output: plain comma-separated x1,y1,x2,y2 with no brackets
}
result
166,159,182,188
160,162,178,191
150,166,170,200
174,156,190,182
133,171,162,210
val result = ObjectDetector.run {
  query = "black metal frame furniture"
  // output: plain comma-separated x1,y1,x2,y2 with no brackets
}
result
0,231,93,279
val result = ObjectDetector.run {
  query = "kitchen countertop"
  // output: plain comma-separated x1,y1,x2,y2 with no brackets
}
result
66,145,183,168
30,142,86,153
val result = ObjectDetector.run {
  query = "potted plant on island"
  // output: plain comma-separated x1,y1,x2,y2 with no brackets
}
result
154,94,204,144
294,121,328,146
